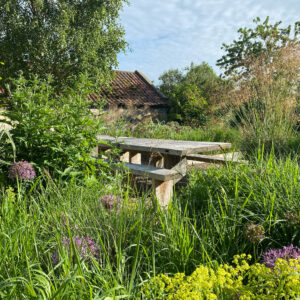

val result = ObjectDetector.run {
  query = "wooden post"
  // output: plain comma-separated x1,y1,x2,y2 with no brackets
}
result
152,179,174,207
129,151,141,164
164,155,187,183
90,145,99,158
120,151,130,162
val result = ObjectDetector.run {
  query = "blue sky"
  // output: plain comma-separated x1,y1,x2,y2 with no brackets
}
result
117,0,299,83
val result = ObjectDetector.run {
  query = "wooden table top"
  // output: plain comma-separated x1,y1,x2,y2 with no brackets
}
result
97,135,231,156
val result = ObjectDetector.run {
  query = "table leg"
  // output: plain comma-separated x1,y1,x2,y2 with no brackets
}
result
164,154,187,183
120,151,130,162
129,151,141,164
152,178,174,207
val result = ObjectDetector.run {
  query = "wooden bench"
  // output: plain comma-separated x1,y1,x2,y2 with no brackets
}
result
103,160,182,207
186,152,248,165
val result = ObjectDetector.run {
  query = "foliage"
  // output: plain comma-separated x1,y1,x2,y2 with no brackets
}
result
158,62,227,126
217,17,300,76
181,151,300,261
141,255,300,299
217,18,300,154
2,75,103,178
0,0,128,91
0,151,299,298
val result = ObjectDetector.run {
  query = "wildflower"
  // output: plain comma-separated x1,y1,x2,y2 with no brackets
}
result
9,161,36,180
262,245,300,269
99,194,122,211
244,223,265,243
284,212,300,225
52,235,99,266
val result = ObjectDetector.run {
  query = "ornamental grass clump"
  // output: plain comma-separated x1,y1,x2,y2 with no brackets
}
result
262,245,300,269
8,161,36,180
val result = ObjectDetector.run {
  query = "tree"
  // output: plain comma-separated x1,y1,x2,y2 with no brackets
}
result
217,17,300,76
158,62,227,126
0,0,128,90
217,17,300,153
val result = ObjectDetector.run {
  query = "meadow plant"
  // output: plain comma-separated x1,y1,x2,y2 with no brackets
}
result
141,254,300,299
52,235,100,266
8,161,36,180
244,223,265,243
262,245,300,269
99,194,122,211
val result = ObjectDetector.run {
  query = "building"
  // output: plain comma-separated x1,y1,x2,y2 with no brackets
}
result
90,70,169,124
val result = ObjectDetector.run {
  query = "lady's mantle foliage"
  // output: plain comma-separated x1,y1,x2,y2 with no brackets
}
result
141,254,300,299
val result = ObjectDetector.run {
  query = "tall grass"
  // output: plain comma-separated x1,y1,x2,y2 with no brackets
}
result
0,151,299,298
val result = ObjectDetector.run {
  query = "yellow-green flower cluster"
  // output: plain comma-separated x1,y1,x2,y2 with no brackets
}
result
141,254,300,299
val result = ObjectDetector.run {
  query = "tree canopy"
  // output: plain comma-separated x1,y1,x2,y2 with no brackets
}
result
0,0,128,90
158,62,227,126
217,17,300,76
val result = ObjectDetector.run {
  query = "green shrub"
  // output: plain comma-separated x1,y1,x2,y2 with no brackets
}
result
141,254,300,299
2,75,103,178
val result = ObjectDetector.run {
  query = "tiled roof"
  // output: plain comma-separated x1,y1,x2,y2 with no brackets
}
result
90,70,168,107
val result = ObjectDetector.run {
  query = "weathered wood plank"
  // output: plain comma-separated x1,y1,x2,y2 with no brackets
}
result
186,153,248,164
97,135,231,156
105,160,182,182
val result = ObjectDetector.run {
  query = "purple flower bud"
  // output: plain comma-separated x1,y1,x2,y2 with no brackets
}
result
262,245,300,269
9,161,36,180
99,194,122,211
61,235,99,262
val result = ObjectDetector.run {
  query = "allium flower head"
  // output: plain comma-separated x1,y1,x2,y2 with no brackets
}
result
245,223,265,243
284,212,300,225
99,194,122,211
262,245,300,269
52,235,99,266
9,161,36,180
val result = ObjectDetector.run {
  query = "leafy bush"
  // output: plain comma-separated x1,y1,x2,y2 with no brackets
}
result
2,75,103,178
141,254,300,299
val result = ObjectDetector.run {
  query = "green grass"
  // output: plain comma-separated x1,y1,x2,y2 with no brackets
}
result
0,151,299,298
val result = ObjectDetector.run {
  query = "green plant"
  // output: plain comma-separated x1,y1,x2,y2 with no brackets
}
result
158,62,228,126
0,0,128,91
141,254,300,299
217,18,300,154
2,75,103,178
180,151,300,262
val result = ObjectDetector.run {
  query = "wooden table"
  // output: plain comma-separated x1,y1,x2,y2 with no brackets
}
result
96,135,232,205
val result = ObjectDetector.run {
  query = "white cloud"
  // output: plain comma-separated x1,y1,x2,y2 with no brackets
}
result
118,0,300,83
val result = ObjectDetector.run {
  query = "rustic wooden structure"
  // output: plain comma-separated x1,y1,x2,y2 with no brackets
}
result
97,135,232,207
90,70,169,124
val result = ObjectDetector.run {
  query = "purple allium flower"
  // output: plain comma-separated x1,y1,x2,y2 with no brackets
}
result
262,245,300,269
62,235,99,261
9,161,36,180
245,223,265,243
99,194,122,211
52,235,99,266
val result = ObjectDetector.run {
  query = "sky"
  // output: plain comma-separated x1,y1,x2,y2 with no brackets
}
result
117,0,300,83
